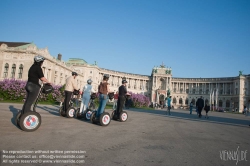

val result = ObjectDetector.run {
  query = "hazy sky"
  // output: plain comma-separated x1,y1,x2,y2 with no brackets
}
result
1,0,249,78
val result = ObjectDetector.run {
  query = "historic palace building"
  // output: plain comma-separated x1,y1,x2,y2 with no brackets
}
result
0,42,249,112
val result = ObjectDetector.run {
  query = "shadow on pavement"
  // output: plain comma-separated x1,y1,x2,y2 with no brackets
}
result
127,108,250,127
36,105,60,117
9,105,21,128
36,105,92,124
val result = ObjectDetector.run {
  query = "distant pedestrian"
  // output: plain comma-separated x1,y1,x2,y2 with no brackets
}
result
204,103,210,118
189,102,193,114
167,96,172,115
113,91,118,110
244,105,248,116
196,96,204,118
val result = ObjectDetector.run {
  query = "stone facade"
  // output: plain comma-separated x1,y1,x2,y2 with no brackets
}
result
0,42,249,112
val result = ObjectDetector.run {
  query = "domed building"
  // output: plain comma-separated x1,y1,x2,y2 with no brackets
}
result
0,42,249,112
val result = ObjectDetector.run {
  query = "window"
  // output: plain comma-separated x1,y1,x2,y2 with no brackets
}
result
173,97,176,104
185,98,188,104
219,100,223,107
4,63,9,78
11,64,16,78
226,100,230,107
179,98,183,104
18,64,23,79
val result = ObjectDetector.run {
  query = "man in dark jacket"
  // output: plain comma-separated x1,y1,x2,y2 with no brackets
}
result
196,96,204,118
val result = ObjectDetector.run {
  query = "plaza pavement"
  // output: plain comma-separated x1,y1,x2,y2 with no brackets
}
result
0,103,249,166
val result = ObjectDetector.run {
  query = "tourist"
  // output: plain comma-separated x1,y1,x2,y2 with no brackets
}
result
22,55,50,114
167,96,172,115
113,91,118,110
116,80,130,118
64,72,79,113
196,96,204,118
96,74,110,119
189,102,193,114
80,79,95,113
204,103,210,118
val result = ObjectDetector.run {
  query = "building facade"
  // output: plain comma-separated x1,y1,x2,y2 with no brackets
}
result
0,42,249,112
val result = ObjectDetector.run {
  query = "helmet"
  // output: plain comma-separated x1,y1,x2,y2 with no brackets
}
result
103,74,109,79
122,80,127,84
72,72,78,76
34,55,45,62
87,79,92,84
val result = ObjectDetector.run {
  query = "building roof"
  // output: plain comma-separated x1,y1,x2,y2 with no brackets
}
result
0,41,31,47
66,58,88,65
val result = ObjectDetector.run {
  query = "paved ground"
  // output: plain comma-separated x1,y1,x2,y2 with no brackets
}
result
0,103,249,166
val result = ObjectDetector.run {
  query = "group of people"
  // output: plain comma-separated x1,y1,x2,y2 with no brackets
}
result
63,72,130,119
21,55,131,121
189,96,210,118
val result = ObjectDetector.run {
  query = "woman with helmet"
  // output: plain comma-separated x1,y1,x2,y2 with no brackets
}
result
63,72,79,114
95,74,110,119
79,79,95,114
21,55,50,114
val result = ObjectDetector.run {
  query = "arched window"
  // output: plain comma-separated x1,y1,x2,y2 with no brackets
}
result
226,100,230,107
185,98,189,105
173,97,176,104
179,98,183,104
219,100,223,107
4,63,9,78
11,64,16,78
18,64,23,79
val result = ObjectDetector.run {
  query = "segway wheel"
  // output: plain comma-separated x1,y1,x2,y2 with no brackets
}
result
84,110,92,120
119,111,128,122
59,105,66,117
90,111,98,124
66,107,75,118
75,108,84,119
15,111,22,127
19,111,41,132
100,112,111,126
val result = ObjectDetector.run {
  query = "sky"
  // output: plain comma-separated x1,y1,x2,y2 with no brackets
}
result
0,0,249,78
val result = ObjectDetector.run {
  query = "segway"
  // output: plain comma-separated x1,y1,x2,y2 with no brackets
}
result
111,94,128,122
90,92,114,126
111,110,128,122
90,111,111,126
59,89,79,118
15,83,53,132
76,93,97,120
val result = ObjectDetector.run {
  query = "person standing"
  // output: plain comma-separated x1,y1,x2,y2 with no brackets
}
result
113,91,119,110
96,74,110,119
22,55,50,114
204,103,210,118
80,79,95,113
196,96,204,118
189,102,193,114
116,80,130,118
167,96,172,115
63,72,79,113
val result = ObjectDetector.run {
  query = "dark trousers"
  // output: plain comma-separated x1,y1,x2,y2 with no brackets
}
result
64,91,73,112
22,82,40,114
198,107,203,117
116,96,126,117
